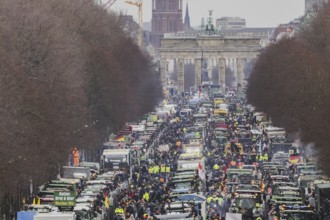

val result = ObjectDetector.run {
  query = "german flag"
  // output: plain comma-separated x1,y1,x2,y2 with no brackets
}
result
290,155,302,164
115,135,125,141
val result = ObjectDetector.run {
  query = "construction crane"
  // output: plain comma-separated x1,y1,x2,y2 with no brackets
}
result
124,0,143,47
102,0,117,10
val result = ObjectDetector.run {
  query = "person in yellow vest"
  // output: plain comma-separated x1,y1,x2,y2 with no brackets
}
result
115,205,125,217
213,163,220,170
206,195,213,204
160,164,166,173
143,192,150,202
163,99,166,106
148,166,154,175
183,127,187,133
263,153,269,162
217,196,223,207
260,181,265,192
32,194,40,205
165,165,171,173
153,164,160,175
195,131,200,139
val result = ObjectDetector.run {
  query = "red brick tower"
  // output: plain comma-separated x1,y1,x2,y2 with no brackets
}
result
150,0,183,48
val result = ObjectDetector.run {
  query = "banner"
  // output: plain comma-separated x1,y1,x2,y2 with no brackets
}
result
198,163,205,180
54,191,76,207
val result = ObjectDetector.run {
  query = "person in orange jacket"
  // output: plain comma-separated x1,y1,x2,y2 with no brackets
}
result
72,147,80,166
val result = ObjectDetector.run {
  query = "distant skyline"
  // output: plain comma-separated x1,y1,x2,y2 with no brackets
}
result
109,0,305,28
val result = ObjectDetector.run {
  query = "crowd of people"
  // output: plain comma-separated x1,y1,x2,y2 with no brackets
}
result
105,91,269,219
62,89,320,220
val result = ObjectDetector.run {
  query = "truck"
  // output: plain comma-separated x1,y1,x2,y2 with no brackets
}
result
17,211,36,220
33,212,75,220
177,158,205,173
62,166,90,180
101,149,131,173
315,183,330,219
229,194,263,219
265,126,286,138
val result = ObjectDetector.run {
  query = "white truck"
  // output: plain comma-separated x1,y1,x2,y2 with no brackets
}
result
101,149,131,172
34,212,75,220
177,158,205,172
265,126,286,138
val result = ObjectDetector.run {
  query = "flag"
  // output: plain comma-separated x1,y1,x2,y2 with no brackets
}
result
104,196,109,209
290,155,302,164
115,135,125,141
198,163,205,180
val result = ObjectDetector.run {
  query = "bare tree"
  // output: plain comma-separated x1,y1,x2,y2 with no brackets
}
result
0,0,162,215
247,1,330,173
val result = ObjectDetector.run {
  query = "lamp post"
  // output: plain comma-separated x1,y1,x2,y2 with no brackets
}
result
201,47,203,85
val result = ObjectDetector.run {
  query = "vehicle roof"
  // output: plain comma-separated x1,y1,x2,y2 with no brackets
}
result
103,149,130,154
278,186,299,190
57,178,81,184
28,204,53,209
273,181,297,186
317,183,330,189
242,165,256,168
226,169,253,174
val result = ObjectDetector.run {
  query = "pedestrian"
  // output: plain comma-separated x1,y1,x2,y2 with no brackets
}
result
72,147,80,167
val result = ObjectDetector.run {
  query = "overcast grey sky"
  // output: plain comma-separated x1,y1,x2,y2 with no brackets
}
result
110,0,305,27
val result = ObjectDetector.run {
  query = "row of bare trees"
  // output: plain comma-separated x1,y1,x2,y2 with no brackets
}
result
247,3,330,173
0,0,162,215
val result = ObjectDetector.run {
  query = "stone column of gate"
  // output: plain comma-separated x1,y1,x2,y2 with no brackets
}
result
177,58,185,94
160,58,167,86
194,58,202,87
218,58,226,93
236,58,244,85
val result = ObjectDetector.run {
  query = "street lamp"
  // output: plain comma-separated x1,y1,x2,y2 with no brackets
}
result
201,47,203,85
